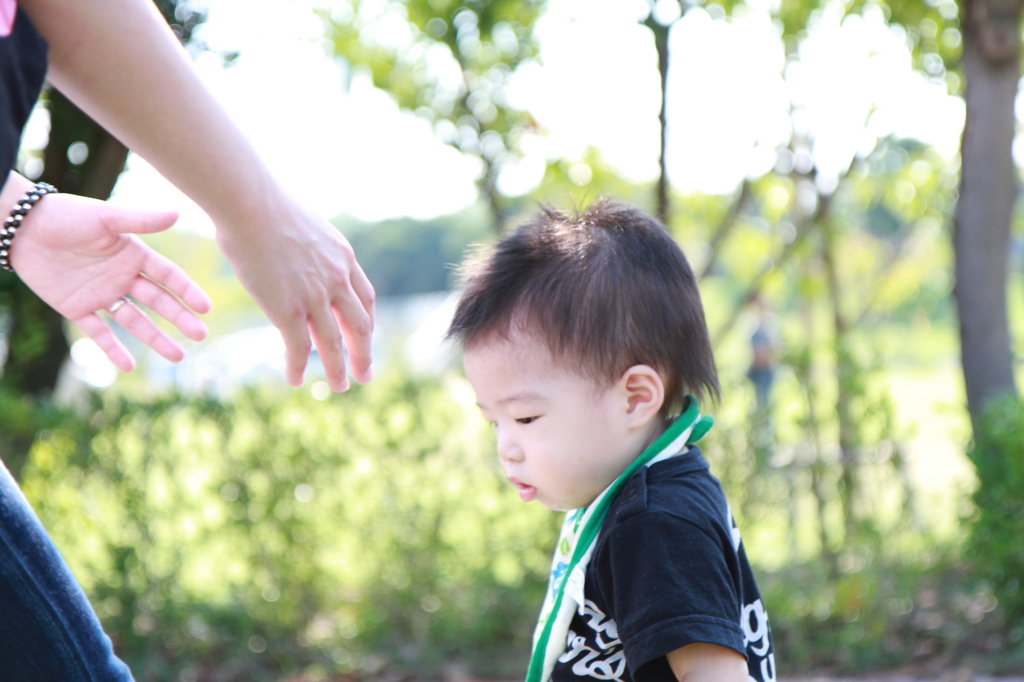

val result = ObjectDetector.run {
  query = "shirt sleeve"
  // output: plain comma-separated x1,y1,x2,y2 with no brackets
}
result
590,509,747,682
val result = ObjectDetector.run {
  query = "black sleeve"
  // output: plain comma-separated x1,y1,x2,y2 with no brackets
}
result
591,510,746,682
0,10,49,178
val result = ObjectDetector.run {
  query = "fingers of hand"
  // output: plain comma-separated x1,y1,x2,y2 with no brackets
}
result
75,313,136,373
308,311,349,393
129,276,208,342
332,282,374,385
109,299,186,363
277,314,313,388
351,262,376,331
142,250,213,315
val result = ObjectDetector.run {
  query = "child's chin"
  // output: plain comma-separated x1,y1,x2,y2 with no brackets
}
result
545,496,593,512
537,496,566,511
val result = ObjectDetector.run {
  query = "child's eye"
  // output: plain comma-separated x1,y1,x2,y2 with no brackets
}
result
516,416,538,425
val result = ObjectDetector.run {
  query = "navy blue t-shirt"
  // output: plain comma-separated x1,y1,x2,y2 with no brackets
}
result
1,8,48,181
550,447,775,682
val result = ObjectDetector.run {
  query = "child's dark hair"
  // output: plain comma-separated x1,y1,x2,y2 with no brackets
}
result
447,200,720,414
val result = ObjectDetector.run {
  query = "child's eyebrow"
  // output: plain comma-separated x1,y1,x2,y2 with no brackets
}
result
496,391,547,405
475,392,548,411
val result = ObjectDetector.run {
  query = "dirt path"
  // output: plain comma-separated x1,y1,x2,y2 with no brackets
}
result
778,671,1019,675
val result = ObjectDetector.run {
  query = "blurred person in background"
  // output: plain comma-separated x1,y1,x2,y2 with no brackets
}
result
1,0,374,679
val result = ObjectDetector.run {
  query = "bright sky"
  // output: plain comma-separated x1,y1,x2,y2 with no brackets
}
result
105,0,966,232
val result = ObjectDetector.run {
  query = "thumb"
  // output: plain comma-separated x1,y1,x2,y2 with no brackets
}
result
103,207,179,235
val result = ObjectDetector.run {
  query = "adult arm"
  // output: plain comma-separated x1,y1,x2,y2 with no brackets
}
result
18,0,375,391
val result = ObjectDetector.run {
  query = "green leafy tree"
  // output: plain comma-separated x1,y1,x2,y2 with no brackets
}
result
767,0,1020,431
641,0,957,569
322,0,544,231
763,0,1024,636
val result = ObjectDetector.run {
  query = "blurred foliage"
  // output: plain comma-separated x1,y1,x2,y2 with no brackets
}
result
328,154,653,298
774,0,961,91
966,395,1024,629
333,203,497,295
19,356,1023,679
701,361,1018,672
682,135,957,353
533,146,654,213
0,387,95,482
22,373,558,681
321,0,545,230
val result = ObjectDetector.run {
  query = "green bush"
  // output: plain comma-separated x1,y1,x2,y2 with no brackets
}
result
698,374,1009,673
20,368,1024,679
21,372,558,681
966,395,1024,626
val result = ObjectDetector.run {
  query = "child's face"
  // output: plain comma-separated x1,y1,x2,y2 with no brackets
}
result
463,331,644,511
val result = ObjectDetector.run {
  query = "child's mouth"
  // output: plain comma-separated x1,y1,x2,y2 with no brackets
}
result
509,477,537,502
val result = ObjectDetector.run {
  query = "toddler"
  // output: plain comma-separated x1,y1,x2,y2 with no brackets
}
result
447,201,775,682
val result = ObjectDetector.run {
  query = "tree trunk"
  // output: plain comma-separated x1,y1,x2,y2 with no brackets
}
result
698,179,750,279
796,297,839,579
479,160,504,234
643,14,671,225
954,0,1021,432
42,90,130,201
822,218,858,541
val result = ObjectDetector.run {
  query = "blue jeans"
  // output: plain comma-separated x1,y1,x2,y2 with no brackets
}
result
0,459,134,682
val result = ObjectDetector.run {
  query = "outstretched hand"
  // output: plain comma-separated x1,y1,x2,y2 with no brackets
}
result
10,190,212,372
214,195,375,393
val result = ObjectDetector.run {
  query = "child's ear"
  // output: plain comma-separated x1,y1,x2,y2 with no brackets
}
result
619,365,665,426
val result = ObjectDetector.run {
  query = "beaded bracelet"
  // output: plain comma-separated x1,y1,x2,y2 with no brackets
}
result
0,181,58,272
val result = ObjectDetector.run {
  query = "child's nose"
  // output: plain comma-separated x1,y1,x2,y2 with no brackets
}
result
496,429,524,463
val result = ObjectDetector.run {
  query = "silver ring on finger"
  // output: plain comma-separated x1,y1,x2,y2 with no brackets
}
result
108,297,130,315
